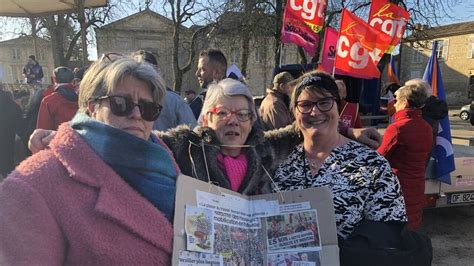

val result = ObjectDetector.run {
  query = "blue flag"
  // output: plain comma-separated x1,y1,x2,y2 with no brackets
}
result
422,41,455,184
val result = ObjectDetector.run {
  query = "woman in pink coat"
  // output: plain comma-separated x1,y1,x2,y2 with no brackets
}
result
0,54,179,264
377,83,433,230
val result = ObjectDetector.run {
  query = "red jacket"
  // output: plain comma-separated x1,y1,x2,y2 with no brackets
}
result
36,83,78,130
377,108,433,229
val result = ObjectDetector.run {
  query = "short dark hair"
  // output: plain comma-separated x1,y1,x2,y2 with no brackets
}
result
53,67,74,83
28,55,36,61
185,89,196,95
199,48,227,75
134,50,158,66
291,71,341,112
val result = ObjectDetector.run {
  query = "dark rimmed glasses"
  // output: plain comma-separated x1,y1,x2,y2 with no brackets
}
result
94,95,162,121
208,107,252,122
296,97,336,114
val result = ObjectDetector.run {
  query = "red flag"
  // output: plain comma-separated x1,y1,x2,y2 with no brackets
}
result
281,0,327,56
319,27,338,73
335,9,392,79
368,0,409,53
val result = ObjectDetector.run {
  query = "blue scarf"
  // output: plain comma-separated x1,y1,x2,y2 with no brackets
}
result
70,113,177,222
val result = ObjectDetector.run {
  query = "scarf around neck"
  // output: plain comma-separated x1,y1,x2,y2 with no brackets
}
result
70,113,179,222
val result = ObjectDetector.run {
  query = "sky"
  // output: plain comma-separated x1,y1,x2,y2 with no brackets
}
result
0,0,472,60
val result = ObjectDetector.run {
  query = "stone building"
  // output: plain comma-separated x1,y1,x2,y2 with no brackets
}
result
0,36,54,84
95,8,198,91
95,9,302,96
400,21,474,105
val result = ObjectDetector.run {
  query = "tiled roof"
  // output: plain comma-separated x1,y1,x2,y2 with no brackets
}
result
405,21,474,41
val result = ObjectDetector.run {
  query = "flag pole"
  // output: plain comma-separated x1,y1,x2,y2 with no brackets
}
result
332,9,344,77
279,43,284,67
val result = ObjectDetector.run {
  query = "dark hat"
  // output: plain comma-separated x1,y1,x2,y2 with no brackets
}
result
273,71,294,87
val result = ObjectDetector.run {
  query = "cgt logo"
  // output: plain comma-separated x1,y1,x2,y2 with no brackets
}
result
337,22,384,69
369,4,408,38
289,0,326,21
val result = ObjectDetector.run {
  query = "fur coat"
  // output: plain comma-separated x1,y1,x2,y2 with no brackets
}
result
157,124,300,195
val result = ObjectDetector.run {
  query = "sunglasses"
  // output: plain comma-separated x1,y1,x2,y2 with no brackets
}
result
95,95,162,121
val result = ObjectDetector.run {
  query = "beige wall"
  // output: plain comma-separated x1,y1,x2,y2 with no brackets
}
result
95,12,199,92
0,37,54,85
400,33,474,105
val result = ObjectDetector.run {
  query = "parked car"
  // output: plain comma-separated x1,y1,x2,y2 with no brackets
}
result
459,103,473,121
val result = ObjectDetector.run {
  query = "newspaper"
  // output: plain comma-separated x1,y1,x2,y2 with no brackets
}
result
173,175,339,266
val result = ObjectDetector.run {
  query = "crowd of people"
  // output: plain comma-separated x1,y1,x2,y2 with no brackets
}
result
0,46,446,264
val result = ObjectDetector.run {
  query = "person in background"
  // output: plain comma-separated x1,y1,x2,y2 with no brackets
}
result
336,79,362,128
259,71,294,130
383,82,402,123
133,50,196,131
271,71,407,239
0,54,177,264
36,66,78,130
184,89,196,103
23,55,44,84
193,49,228,118
377,83,433,230
0,87,23,179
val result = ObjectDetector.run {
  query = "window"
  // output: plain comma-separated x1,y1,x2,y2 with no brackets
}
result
433,39,449,61
255,47,265,64
12,48,20,60
412,49,423,63
468,36,474,59
231,48,239,63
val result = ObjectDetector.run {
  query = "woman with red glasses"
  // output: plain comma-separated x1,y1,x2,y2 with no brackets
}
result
158,78,273,195
0,55,178,264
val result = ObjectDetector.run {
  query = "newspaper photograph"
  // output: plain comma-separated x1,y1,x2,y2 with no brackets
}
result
266,210,321,252
178,250,223,266
185,205,214,253
214,223,265,265
266,251,321,266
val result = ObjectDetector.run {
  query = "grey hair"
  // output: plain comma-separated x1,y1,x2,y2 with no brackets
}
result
201,78,256,122
404,78,432,96
78,55,166,114
395,84,429,108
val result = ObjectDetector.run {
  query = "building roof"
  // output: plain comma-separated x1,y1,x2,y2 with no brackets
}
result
405,21,474,41
98,8,188,32
0,35,50,45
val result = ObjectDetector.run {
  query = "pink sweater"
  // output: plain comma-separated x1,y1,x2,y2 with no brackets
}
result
0,123,173,265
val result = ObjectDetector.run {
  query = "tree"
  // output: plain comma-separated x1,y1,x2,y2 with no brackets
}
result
165,0,211,92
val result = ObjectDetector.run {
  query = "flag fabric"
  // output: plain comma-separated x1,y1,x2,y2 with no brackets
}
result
334,9,392,79
318,27,338,73
387,54,400,84
281,0,327,56
423,41,455,184
368,0,410,53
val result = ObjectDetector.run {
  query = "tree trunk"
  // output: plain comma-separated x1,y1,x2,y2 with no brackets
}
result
241,34,250,76
274,0,284,66
172,23,183,92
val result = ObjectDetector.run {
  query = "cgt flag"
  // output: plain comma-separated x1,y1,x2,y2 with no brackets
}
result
281,0,327,56
368,0,410,54
335,9,392,79
423,41,455,184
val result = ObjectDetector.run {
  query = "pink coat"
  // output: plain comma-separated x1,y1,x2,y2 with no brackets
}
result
0,124,173,265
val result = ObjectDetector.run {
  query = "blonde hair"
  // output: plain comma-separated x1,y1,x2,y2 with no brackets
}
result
395,84,429,108
404,79,432,96
78,55,166,114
